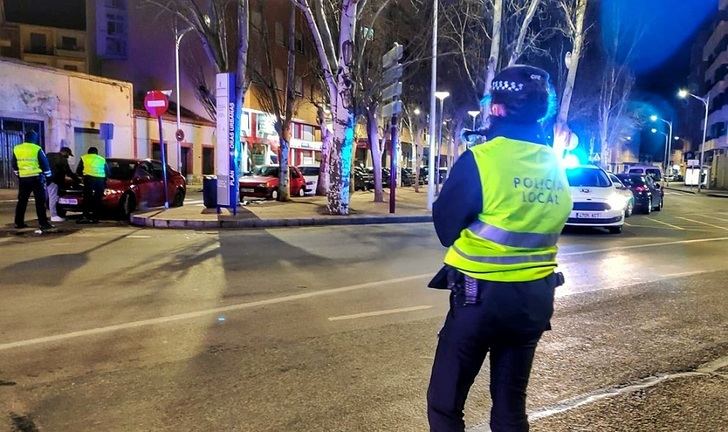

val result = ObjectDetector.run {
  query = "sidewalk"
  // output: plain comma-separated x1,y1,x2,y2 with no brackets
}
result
665,184,728,198
131,187,433,229
0,188,18,202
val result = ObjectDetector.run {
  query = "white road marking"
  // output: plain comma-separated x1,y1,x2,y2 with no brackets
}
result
3,237,728,351
560,236,728,257
676,217,728,231
0,273,431,352
702,214,728,223
126,235,151,239
468,353,728,432
645,217,686,230
328,305,433,321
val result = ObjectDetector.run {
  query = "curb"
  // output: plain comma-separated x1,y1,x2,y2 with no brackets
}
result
130,213,432,229
665,187,696,194
665,187,728,198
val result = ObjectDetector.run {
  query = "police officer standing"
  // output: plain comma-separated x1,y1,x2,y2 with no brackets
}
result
427,66,572,432
76,147,109,224
12,130,56,232
46,146,79,222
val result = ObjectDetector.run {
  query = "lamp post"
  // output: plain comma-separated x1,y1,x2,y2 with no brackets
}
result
175,26,194,172
650,114,673,173
651,128,669,170
427,0,439,211
434,91,449,195
678,89,710,192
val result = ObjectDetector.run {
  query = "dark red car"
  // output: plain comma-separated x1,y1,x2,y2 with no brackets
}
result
239,165,306,201
58,158,187,219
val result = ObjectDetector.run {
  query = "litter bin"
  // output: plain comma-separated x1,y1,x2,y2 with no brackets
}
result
202,175,217,208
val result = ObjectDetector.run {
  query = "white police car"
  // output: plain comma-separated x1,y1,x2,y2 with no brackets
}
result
565,165,629,234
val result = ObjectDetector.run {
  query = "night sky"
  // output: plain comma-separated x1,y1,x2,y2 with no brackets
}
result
3,0,86,31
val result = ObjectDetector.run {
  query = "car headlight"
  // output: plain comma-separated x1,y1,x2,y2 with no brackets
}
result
607,194,626,210
104,189,122,196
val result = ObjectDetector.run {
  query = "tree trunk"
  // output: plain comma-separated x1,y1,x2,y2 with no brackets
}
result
315,107,331,196
480,0,503,129
412,120,422,193
326,0,359,215
367,106,385,202
233,0,250,204
554,0,587,157
508,0,542,66
279,129,291,201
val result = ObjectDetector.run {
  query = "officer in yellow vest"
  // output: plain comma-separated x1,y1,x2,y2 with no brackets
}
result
11,130,55,231
426,66,572,432
75,147,109,223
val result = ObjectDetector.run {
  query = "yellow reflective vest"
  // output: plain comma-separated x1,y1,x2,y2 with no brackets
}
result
81,154,107,178
13,142,44,177
443,137,573,282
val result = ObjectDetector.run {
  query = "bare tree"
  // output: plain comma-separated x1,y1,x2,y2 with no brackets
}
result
553,0,588,156
249,1,299,201
597,2,643,167
143,0,250,190
291,0,361,215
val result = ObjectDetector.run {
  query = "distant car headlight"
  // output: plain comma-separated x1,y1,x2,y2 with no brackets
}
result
607,194,626,211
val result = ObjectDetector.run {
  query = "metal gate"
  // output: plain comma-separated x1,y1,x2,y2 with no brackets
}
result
1,130,23,189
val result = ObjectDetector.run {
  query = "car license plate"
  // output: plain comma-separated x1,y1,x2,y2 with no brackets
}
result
241,188,255,193
573,211,601,219
59,198,78,205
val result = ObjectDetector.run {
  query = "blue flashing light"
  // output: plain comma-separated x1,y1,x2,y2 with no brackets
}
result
563,154,581,168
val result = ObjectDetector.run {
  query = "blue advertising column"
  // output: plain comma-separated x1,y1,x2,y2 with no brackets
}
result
215,73,239,214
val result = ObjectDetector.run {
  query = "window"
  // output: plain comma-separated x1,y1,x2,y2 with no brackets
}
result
295,32,304,54
106,0,126,8
295,76,303,97
275,22,284,46
150,161,165,180
61,36,78,50
565,168,611,187
275,68,285,90
202,147,214,175
29,33,47,54
302,125,314,141
252,11,263,30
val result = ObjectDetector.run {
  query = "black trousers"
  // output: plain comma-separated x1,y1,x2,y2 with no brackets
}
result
427,273,561,432
83,176,106,220
15,176,49,227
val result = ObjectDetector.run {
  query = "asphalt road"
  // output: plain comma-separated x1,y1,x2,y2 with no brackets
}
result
1,191,727,431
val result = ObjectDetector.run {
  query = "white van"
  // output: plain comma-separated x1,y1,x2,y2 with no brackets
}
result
628,165,663,182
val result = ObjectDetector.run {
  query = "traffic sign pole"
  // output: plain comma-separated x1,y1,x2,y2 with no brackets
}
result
381,43,404,214
144,91,171,209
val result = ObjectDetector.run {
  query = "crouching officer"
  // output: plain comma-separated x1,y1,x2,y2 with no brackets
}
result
76,147,109,223
12,130,56,232
427,65,572,432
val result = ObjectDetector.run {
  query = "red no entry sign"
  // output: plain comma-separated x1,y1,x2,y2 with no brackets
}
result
144,90,169,117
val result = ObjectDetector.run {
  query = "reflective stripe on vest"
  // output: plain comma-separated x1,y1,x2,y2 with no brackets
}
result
82,154,106,178
468,220,560,249
451,245,556,265
442,137,573,282
13,143,42,177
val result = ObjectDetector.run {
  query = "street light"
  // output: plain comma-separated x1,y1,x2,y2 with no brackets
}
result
650,114,673,173
678,88,710,192
467,110,480,129
175,25,194,172
651,128,669,171
427,0,439,211
434,91,449,194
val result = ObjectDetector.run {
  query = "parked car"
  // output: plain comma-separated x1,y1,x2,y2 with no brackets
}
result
608,173,635,217
354,165,373,191
628,165,663,183
298,165,320,195
616,173,664,214
58,158,187,220
239,165,306,201
565,165,628,234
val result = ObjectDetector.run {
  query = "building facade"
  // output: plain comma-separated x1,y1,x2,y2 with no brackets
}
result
703,0,728,158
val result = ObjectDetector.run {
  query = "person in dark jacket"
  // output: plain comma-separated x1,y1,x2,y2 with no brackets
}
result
427,66,572,432
46,146,79,222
